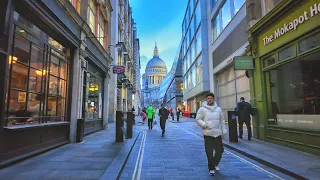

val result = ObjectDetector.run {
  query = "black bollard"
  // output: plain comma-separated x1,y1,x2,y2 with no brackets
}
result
126,112,133,139
116,111,124,142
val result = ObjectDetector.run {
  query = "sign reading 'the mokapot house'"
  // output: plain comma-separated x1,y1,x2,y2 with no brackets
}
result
263,2,320,46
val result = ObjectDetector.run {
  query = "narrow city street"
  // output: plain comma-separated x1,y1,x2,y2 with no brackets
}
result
120,117,292,180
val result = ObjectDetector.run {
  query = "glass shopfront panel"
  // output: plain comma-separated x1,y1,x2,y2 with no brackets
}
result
265,52,320,130
85,65,104,120
5,12,70,126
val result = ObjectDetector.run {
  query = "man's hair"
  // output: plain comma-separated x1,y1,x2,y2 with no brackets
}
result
206,93,215,98
240,97,245,101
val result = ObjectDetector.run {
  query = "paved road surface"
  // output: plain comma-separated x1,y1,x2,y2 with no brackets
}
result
120,120,293,180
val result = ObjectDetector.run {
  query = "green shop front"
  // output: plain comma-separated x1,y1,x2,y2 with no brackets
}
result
248,0,320,155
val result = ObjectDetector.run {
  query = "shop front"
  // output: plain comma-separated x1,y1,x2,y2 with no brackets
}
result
83,64,104,134
248,0,320,155
0,8,73,166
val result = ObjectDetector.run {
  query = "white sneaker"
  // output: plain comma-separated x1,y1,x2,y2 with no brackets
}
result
209,170,215,176
215,166,219,171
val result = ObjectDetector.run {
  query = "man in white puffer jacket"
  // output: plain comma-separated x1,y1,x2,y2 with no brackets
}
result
196,93,227,176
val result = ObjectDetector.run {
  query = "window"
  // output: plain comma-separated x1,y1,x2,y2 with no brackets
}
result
69,0,81,13
265,53,320,129
195,3,201,28
88,0,96,33
6,15,69,126
212,12,222,42
210,0,217,9
234,0,245,14
98,13,105,46
263,54,276,68
299,33,320,54
196,55,203,84
221,0,232,29
191,65,196,88
196,27,202,56
278,45,296,62
86,67,103,120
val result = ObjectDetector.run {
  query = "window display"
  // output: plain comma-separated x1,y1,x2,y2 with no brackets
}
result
5,12,69,126
265,52,320,129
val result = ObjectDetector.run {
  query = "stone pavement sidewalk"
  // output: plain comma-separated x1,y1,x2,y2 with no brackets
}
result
0,122,142,180
173,116,320,180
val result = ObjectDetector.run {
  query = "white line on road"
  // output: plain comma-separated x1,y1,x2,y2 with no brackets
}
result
132,131,146,180
174,123,285,180
137,130,147,179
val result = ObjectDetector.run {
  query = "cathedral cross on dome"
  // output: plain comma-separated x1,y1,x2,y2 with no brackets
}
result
154,41,159,57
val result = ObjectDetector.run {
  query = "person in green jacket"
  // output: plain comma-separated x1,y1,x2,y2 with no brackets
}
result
146,105,155,130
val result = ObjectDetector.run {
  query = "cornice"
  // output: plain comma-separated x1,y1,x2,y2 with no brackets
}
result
248,0,306,37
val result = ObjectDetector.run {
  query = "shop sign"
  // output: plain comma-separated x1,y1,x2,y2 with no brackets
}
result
276,114,320,130
258,1,320,55
234,56,254,70
113,66,125,74
263,2,320,46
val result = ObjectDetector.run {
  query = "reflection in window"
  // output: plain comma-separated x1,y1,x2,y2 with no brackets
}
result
263,54,276,68
13,35,30,65
86,68,103,120
278,45,296,62
5,15,69,126
266,53,320,119
234,0,245,14
88,0,96,33
222,0,232,29
299,33,320,54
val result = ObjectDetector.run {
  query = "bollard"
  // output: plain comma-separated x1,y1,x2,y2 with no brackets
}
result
76,118,85,143
116,111,124,142
126,112,133,139
228,111,238,142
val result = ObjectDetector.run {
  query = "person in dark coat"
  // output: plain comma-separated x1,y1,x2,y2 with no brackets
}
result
176,108,181,122
158,104,169,137
236,97,252,140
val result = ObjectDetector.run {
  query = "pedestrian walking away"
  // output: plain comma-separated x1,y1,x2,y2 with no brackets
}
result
236,97,253,140
196,92,227,176
140,111,147,124
158,104,169,137
146,105,155,130
169,107,174,120
176,108,181,122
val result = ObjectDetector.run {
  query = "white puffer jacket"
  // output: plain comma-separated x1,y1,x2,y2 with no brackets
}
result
196,102,228,137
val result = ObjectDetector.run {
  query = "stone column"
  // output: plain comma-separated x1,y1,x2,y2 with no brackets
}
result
103,73,110,129
69,33,87,143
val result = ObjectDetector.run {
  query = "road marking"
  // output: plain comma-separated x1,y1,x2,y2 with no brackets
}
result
132,131,146,180
174,123,285,180
137,130,147,179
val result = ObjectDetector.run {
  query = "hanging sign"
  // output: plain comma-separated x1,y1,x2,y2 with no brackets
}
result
234,56,254,70
113,66,125,74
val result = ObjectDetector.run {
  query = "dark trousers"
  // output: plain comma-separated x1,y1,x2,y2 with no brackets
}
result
160,118,166,133
171,113,174,120
176,113,180,121
204,135,224,170
148,118,153,129
239,119,252,139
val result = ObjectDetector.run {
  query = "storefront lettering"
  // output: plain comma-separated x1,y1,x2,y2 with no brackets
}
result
263,2,320,46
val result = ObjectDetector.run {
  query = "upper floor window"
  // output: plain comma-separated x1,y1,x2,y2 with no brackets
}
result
88,0,96,33
211,0,245,43
210,0,218,9
69,0,81,13
98,13,105,46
